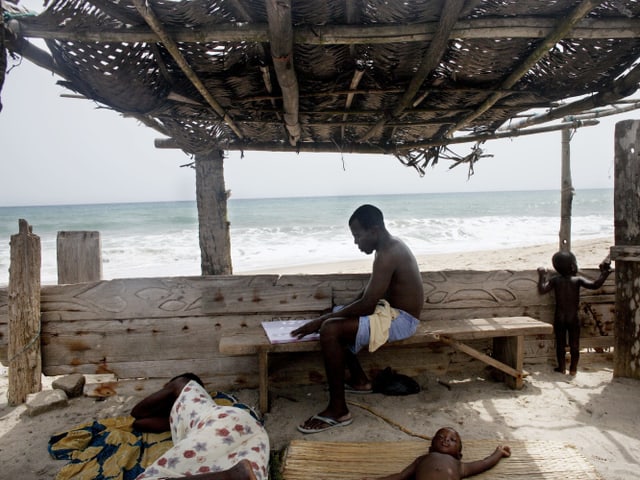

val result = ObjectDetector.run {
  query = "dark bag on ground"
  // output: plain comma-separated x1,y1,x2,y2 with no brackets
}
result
372,367,420,396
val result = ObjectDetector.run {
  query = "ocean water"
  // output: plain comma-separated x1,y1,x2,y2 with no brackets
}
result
0,189,613,286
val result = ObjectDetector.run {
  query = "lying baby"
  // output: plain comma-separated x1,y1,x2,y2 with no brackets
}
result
364,427,511,480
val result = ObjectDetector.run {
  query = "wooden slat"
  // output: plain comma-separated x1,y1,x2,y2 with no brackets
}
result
202,285,331,314
39,277,330,321
412,317,553,340
44,357,257,389
220,316,553,356
220,329,321,355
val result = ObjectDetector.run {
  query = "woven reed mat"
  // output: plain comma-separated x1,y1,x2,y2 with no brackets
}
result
280,439,602,479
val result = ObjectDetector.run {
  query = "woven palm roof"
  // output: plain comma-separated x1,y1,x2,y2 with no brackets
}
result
3,0,640,173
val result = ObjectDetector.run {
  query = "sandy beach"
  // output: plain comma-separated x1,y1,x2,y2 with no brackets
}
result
2,236,639,480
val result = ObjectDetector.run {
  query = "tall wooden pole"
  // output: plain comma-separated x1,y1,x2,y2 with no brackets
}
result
195,149,233,275
610,120,640,379
8,219,42,405
559,127,573,252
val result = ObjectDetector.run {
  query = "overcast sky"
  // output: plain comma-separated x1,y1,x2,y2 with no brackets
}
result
1,19,638,206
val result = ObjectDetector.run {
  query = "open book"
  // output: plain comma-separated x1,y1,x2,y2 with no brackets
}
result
261,319,320,344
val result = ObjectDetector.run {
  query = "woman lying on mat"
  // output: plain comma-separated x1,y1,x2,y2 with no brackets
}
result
131,373,269,480
364,427,510,480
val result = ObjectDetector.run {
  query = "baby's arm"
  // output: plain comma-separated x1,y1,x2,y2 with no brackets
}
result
580,259,612,291
537,267,553,294
460,445,511,478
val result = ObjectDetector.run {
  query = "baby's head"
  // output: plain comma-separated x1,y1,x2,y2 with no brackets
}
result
552,251,578,276
429,427,463,460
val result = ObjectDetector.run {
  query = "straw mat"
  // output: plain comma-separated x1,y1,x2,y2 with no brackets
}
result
280,439,602,479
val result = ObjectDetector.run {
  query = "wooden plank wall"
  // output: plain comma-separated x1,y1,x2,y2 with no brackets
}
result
0,270,615,389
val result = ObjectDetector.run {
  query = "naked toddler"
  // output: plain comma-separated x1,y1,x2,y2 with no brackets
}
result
537,251,611,375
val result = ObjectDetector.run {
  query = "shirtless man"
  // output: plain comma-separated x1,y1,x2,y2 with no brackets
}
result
292,204,424,434
364,427,511,480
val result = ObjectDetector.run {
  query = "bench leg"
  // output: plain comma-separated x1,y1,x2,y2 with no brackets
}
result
258,347,269,413
439,336,524,390
493,335,524,389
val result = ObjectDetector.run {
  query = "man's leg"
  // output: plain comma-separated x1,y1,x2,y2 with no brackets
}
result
298,316,360,432
345,349,371,390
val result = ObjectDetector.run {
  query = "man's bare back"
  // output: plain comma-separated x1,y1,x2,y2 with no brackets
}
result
369,234,424,318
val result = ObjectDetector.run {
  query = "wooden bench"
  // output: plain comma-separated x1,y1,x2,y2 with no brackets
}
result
219,315,553,412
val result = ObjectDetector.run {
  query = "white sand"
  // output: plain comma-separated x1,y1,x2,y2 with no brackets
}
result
2,237,639,480
244,237,614,274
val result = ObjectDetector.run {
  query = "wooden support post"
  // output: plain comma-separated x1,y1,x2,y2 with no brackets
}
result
559,127,574,252
611,120,640,379
195,149,233,275
8,219,42,405
56,231,102,284
258,347,269,413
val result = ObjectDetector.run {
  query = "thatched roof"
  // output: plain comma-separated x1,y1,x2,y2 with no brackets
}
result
3,0,640,173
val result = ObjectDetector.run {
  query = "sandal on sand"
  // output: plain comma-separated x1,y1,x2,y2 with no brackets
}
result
344,383,373,394
297,414,353,434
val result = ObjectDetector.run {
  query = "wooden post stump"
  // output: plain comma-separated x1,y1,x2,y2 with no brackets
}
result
8,219,42,405
57,231,102,284
611,120,640,379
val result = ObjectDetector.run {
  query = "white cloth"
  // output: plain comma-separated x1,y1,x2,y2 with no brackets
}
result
135,381,269,480
368,299,399,352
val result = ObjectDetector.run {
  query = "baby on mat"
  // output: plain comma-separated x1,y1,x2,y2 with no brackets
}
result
363,427,511,480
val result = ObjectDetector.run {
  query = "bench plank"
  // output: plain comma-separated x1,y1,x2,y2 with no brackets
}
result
219,316,553,411
219,316,552,355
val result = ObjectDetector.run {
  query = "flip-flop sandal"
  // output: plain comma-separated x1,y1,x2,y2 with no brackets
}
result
344,383,373,394
297,414,353,434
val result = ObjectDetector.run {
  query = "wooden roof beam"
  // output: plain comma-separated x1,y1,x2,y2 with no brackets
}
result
341,68,365,141
131,0,245,140
446,0,604,137
12,18,640,44
265,0,301,146
358,0,466,143
500,65,640,131
155,119,598,153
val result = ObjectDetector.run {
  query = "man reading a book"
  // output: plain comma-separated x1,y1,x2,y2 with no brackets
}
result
291,204,424,434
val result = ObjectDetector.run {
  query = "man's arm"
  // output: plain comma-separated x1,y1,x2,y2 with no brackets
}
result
460,446,511,478
292,251,395,338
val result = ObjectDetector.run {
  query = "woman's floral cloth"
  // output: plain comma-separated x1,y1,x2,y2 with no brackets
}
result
135,381,269,480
